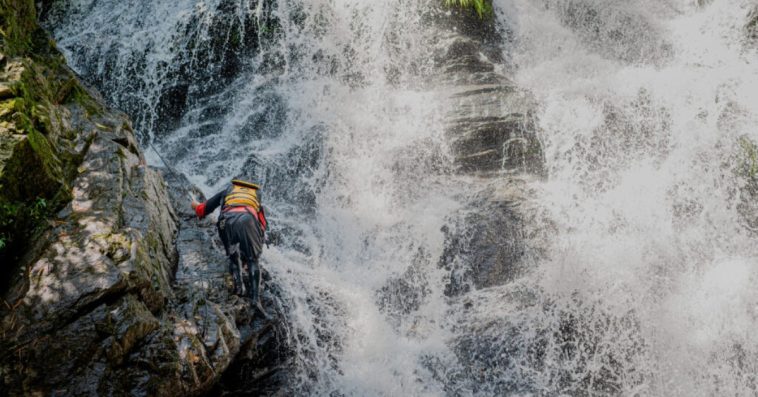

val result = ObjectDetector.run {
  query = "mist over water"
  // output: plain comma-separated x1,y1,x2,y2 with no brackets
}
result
44,0,758,394
498,0,758,394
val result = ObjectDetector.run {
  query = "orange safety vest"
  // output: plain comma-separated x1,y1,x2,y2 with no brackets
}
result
223,179,267,230
223,179,261,211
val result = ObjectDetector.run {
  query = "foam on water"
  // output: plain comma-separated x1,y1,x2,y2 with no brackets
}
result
46,0,758,394
496,0,758,394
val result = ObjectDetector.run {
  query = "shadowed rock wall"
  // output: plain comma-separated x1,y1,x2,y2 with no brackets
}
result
0,1,291,395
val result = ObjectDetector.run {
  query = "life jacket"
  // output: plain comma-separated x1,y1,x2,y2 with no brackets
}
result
223,179,261,211
223,179,267,230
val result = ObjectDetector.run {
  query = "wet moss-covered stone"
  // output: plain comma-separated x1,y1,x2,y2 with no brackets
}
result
0,43,89,267
0,0,37,56
0,0,177,394
0,1,291,395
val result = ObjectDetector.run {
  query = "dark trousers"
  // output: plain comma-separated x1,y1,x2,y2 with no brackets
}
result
217,211,264,302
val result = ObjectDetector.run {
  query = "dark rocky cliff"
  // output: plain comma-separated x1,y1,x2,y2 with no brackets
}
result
0,1,290,395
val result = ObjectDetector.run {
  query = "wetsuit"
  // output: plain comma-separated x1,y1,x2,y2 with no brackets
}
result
194,181,267,310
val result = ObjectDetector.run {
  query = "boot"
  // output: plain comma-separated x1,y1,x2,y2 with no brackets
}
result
247,258,270,320
228,247,245,296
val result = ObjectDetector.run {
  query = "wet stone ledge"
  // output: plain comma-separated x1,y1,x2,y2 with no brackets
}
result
0,1,292,395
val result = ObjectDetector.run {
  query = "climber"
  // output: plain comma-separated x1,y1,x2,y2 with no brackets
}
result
191,178,269,317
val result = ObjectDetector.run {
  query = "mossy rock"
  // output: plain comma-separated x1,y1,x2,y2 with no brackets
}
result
0,0,106,270
0,0,37,56
0,130,62,268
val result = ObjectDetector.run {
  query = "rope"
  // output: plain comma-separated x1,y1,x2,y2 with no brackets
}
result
148,141,181,180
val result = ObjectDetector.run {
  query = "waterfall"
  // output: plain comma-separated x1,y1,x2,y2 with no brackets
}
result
42,0,758,395
493,0,758,395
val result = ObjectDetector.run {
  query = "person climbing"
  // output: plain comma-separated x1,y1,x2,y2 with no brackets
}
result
191,178,269,317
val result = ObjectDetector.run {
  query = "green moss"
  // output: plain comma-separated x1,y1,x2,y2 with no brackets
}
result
738,136,758,180
0,98,23,120
133,231,172,299
54,78,76,104
106,233,132,263
747,9,758,33
0,195,53,271
0,1,105,266
0,0,37,56
228,26,241,48
27,127,64,177
444,0,493,18
0,66,68,267
68,85,102,117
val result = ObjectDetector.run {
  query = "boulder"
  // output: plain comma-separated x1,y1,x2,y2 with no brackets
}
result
0,1,293,394
440,187,528,296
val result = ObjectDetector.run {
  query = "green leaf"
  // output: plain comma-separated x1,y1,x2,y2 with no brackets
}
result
444,0,493,18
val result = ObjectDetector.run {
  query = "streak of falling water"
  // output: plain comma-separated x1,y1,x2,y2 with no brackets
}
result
464,0,758,394
43,0,758,394
44,0,467,393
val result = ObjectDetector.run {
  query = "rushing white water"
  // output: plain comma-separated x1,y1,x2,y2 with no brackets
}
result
488,0,758,395
46,0,465,393
45,0,758,395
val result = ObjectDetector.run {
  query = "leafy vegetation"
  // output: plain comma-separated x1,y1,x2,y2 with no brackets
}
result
444,0,493,18
738,136,758,180
0,0,99,269
0,197,52,259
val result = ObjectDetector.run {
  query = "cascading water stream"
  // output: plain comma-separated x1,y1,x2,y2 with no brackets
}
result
44,0,468,394
42,0,758,395
475,0,758,394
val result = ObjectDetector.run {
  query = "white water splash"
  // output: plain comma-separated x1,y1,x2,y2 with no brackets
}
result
46,0,758,394
495,0,758,394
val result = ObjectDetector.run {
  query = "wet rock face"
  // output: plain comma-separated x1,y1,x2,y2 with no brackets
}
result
376,7,547,327
441,297,648,396
747,6,758,47
445,85,543,174
160,169,295,396
440,194,527,296
0,2,293,394
419,2,544,298
542,0,673,64
411,6,554,392
424,2,545,177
